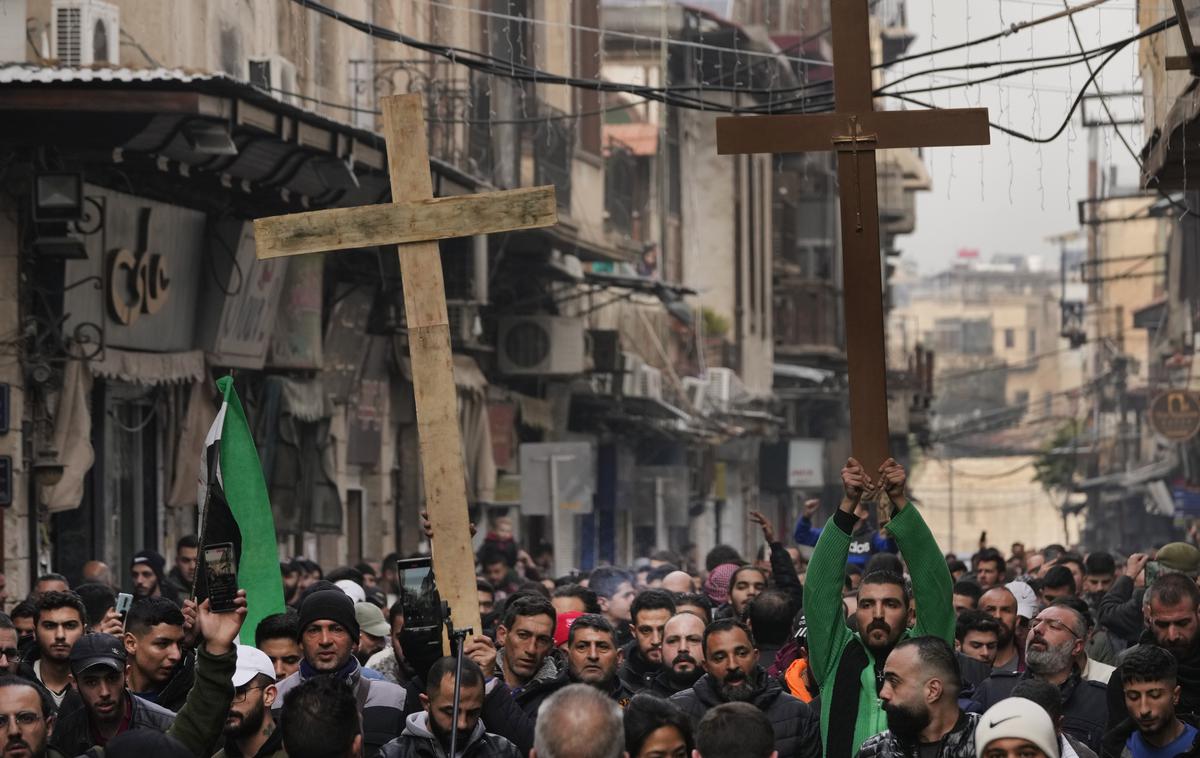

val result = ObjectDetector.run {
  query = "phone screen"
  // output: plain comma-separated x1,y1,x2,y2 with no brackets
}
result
399,561,441,629
205,544,238,613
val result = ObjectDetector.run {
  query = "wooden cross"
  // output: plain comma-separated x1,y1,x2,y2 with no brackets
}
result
254,94,557,639
715,0,990,473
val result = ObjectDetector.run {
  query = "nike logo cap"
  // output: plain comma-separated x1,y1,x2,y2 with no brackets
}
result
973,697,1060,758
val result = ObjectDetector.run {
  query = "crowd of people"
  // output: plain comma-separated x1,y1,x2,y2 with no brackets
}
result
3,457,1200,758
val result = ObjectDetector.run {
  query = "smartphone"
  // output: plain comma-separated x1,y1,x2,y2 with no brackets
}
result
204,542,238,613
115,593,133,632
396,557,442,630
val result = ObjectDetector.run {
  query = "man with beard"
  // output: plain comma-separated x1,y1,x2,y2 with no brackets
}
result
0,615,18,676
619,590,675,694
651,612,706,696
563,614,632,706
122,598,192,711
973,550,1006,591
971,602,1107,751
806,458,954,758
379,657,519,758
1105,573,1200,729
856,637,979,758
588,568,637,648
165,535,198,601
17,592,85,711
281,562,302,607
669,619,819,758
215,646,284,758
129,551,178,606
980,587,1026,673
727,567,768,621
1104,645,1200,758
0,675,57,758
271,589,407,757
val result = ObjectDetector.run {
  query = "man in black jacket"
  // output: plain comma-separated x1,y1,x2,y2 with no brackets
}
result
271,589,407,758
650,612,706,697
971,602,1108,751
618,590,675,694
670,618,820,758
379,657,518,758
493,596,560,709
856,637,979,758
49,633,176,755
122,597,192,712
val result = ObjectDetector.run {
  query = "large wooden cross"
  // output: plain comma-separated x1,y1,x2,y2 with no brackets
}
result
254,94,557,639
716,0,990,472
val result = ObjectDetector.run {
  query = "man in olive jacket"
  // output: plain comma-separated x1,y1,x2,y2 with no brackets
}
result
806,458,955,758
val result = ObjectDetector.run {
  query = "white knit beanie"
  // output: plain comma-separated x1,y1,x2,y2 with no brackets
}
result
974,698,1060,758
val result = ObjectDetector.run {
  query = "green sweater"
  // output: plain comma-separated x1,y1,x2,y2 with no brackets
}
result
805,502,954,757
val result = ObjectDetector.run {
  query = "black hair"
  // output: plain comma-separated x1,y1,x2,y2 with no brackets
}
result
947,559,968,575
630,589,676,626
176,535,199,551
860,570,912,605
552,584,601,614
973,548,1006,574
1011,678,1064,722
695,702,774,758
10,601,34,621
730,565,768,589
34,573,68,588
425,656,484,695
702,617,756,654
476,578,495,596
893,635,961,693
501,595,556,631
704,545,744,573
1120,644,1179,686
624,693,694,756
0,675,56,719
1051,596,1094,633
587,567,635,600
952,580,983,604
386,599,405,626
33,591,86,626
324,567,364,586
477,544,512,568
0,613,13,632
1056,551,1085,572
955,609,1002,643
1041,545,1066,561
747,589,794,646
645,565,677,585
256,610,301,646
1085,551,1116,576
1041,565,1076,593
280,676,361,758
864,553,905,577
566,613,616,647
125,597,185,637
73,583,116,627
1146,573,1200,608
354,562,377,578
672,592,713,618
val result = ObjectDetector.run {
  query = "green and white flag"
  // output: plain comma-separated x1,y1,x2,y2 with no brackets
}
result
198,376,285,639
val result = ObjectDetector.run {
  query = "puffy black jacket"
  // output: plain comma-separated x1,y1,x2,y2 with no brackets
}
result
49,691,175,757
856,712,980,758
618,642,661,694
670,669,821,758
971,671,1108,752
379,712,520,758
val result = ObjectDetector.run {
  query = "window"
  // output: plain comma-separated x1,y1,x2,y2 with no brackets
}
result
1014,390,1030,407
1004,328,1015,349
1028,329,1037,356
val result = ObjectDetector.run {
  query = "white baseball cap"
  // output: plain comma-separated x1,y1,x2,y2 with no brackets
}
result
335,579,367,604
233,645,277,688
1006,580,1039,620
974,698,1060,758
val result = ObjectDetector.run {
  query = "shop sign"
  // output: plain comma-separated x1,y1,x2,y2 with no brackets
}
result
787,439,826,489
64,185,204,353
1150,390,1200,442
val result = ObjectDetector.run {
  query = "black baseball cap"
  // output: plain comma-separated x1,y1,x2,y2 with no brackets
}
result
69,633,126,675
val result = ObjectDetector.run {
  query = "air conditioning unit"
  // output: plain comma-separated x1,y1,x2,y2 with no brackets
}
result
248,55,298,105
51,0,119,67
620,351,644,396
497,316,586,376
637,365,663,401
705,367,737,412
682,376,708,411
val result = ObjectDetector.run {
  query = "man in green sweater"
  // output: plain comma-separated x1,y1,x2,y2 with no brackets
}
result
806,458,954,758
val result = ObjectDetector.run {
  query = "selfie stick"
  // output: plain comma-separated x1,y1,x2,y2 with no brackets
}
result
444,603,472,758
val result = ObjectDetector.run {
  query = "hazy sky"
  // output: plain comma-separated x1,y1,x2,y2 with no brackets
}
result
889,0,1151,275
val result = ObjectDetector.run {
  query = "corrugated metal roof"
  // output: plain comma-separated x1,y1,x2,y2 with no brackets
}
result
0,64,218,84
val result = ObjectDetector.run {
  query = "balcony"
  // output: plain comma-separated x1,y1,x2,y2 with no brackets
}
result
524,102,574,213
774,280,845,362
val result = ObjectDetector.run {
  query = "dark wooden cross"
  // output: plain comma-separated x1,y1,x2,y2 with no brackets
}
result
254,94,557,642
716,0,990,473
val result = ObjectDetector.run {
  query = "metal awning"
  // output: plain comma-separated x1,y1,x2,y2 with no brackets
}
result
1075,448,1180,490
1141,78,1200,189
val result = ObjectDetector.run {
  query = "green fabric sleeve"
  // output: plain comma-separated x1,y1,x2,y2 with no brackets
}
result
888,503,955,643
167,645,237,757
805,510,856,684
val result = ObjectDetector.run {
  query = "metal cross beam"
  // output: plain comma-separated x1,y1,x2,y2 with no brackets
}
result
715,0,990,472
253,94,558,641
